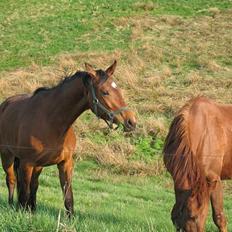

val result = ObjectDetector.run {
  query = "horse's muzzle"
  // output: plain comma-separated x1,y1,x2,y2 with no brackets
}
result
122,110,136,132
124,118,136,131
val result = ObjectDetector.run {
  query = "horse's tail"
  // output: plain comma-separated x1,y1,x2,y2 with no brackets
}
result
14,157,20,197
163,102,207,202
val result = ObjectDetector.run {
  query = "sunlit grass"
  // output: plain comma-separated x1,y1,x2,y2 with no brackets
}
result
0,0,232,71
0,161,231,231
0,1,232,231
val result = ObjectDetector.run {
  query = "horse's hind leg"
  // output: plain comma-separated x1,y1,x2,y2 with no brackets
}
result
210,179,227,232
1,154,16,206
57,158,74,217
28,166,43,211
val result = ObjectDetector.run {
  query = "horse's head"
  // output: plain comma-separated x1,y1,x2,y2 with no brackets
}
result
171,188,210,232
84,60,136,132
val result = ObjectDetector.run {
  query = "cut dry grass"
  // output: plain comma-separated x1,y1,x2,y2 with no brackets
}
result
0,9,231,175
75,137,164,176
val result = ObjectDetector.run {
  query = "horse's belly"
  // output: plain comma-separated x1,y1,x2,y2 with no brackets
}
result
35,152,64,166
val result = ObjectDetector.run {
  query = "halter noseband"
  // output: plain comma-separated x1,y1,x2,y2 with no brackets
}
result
89,80,128,129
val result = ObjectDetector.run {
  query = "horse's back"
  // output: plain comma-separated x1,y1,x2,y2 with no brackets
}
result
164,95,232,193
186,97,232,179
0,94,30,137
0,94,30,113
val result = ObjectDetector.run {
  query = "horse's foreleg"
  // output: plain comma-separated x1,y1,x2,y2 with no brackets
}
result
210,179,227,232
1,155,16,206
17,163,33,210
57,158,74,218
28,166,43,211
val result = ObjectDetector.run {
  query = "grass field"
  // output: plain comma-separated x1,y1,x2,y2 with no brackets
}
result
0,0,232,231
0,161,231,232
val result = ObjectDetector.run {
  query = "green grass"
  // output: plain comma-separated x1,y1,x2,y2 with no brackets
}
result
0,161,231,231
0,161,173,231
150,0,232,16
131,136,164,163
0,0,232,231
1,0,232,71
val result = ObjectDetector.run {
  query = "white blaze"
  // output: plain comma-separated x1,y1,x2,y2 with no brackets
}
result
111,81,117,89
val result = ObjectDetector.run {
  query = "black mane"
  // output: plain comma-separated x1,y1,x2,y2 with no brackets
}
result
33,71,86,96
33,69,108,96
33,87,50,95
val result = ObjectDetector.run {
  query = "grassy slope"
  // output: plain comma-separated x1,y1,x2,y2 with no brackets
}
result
0,161,173,232
0,161,231,232
0,0,232,231
0,0,232,71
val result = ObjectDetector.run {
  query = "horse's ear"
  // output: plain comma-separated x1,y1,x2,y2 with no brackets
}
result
106,60,117,77
85,63,97,79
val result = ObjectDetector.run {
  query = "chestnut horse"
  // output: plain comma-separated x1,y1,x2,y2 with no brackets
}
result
163,96,232,232
0,61,136,216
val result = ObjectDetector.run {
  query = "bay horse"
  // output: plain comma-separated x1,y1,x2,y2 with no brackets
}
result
0,60,136,217
163,96,232,232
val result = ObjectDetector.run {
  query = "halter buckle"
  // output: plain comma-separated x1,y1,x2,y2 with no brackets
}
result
93,98,99,104
108,112,114,120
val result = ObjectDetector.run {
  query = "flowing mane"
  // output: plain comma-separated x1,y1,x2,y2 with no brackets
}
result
163,97,208,203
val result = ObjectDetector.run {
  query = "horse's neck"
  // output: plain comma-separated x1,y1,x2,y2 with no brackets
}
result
46,76,89,133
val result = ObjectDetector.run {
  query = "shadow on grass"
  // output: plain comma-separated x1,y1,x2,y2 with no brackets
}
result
0,195,59,218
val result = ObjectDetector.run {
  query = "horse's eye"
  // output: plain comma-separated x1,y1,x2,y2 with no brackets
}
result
102,91,109,96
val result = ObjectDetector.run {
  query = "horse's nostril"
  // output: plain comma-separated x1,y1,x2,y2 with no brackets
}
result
126,119,136,129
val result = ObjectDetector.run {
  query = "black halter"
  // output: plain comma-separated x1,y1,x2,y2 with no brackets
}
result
88,80,128,129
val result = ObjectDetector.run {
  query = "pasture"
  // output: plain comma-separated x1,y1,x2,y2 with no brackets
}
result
0,0,232,231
